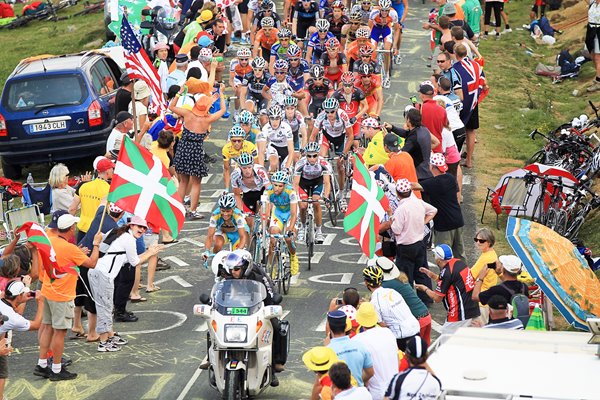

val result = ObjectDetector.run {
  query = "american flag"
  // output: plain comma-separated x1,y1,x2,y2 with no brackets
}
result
120,16,165,113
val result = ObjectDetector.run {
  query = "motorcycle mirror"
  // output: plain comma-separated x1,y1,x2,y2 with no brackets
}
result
141,9,151,16
272,293,283,305
199,293,211,305
140,21,154,30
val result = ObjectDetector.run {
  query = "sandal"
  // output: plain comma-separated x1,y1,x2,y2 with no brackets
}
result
161,240,179,245
130,296,147,303
70,332,87,340
146,285,161,293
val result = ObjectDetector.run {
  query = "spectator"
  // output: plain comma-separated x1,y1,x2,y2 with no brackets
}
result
327,287,361,338
0,255,25,294
106,111,133,158
36,213,103,381
482,295,524,329
472,254,529,305
391,178,437,304
436,51,462,98
302,346,343,400
381,133,420,199
0,281,44,397
353,302,399,400
187,46,209,81
153,42,170,95
586,0,600,93
167,54,190,96
384,336,442,400
329,362,373,400
416,244,480,335
128,80,153,142
418,153,465,261
444,3,475,40
438,15,452,47
483,0,503,40
206,18,228,54
434,76,465,151
326,310,374,387
114,72,133,114
362,118,389,168
462,0,483,41
49,163,76,213
433,98,463,200
470,227,498,324
418,81,448,153
450,26,481,60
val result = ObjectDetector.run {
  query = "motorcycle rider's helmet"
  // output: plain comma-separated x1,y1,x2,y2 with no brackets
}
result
211,250,231,276
224,249,252,274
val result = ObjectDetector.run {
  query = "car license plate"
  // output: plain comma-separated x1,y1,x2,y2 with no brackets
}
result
31,121,66,133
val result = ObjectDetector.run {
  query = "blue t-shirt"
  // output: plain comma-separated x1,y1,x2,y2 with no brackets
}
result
328,336,373,386
78,205,118,249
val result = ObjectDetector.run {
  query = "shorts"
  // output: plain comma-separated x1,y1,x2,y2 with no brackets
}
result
321,132,345,155
42,298,75,330
246,92,268,111
297,20,314,40
308,98,325,118
0,356,7,379
75,267,96,314
299,176,324,199
269,144,289,165
242,189,265,213
216,226,249,249
238,0,249,14
270,208,291,230
392,3,405,28
292,131,301,151
370,25,393,44
465,104,480,130
87,268,114,335
325,69,343,84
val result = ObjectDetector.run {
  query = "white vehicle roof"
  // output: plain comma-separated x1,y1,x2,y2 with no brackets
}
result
428,327,599,400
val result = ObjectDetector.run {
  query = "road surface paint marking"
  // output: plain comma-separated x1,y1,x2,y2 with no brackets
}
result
290,274,300,285
315,317,327,332
431,319,443,334
197,203,215,212
162,256,189,267
322,233,336,246
462,175,472,185
357,254,369,264
176,356,207,400
340,237,357,246
181,237,205,247
155,275,193,288
282,310,290,319
297,251,324,264
201,174,213,184
323,221,343,230
119,310,187,335
209,189,227,198
308,272,353,285
330,253,363,265
195,321,208,332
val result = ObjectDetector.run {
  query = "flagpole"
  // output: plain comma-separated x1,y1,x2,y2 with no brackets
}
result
96,202,109,235
130,85,140,143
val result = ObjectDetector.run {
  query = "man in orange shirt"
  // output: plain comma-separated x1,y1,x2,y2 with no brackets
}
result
382,133,421,199
35,214,103,381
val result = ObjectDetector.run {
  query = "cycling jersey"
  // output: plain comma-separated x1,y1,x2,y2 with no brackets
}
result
293,1,318,21
283,110,306,150
257,121,294,148
265,75,295,107
287,59,310,91
358,7,371,25
355,75,381,98
243,124,261,144
333,88,365,117
294,156,333,180
270,41,297,60
242,71,271,97
253,11,282,29
230,59,253,86
314,109,352,138
209,208,247,233
369,8,398,28
352,59,382,74
266,184,298,213
346,40,376,62
231,164,271,193
305,78,333,100
222,140,258,163
307,31,336,63
320,52,347,68
255,28,280,50
343,26,358,43
326,15,350,40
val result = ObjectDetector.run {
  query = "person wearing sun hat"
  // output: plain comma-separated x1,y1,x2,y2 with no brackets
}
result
128,80,152,142
353,302,399,400
417,152,465,261
303,346,340,400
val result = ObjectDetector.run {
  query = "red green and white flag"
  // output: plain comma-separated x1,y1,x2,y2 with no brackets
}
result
108,135,185,237
343,154,390,258
15,222,75,280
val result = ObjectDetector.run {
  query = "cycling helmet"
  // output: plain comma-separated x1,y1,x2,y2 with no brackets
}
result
362,265,383,286
355,26,370,39
228,125,246,139
341,71,354,85
350,10,362,21
237,152,254,166
278,27,292,38
238,109,255,125
322,97,339,111
379,0,391,10
331,0,345,9
325,37,339,51
274,59,289,71
287,44,302,58
251,57,267,69
271,170,289,184
283,95,298,107
359,45,374,57
218,193,236,209
237,47,251,58
362,117,379,128
315,19,330,32
260,0,274,11
261,16,275,27
305,142,320,153
268,105,284,119
358,63,374,75
310,64,325,79
224,249,252,274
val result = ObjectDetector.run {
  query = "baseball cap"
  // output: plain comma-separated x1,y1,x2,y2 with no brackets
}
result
355,302,378,328
128,215,148,228
443,2,457,15
96,158,114,173
499,255,523,274
115,111,133,125
48,209,69,229
57,214,80,230
153,42,169,51
197,9,213,23
5,280,30,298
405,335,428,358
327,310,347,330
433,244,453,261
108,203,124,214
418,81,435,95
383,133,401,152
488,295,508,310
395,178,412,194
430,153,448,172
175,54,189,64
120,72,132,85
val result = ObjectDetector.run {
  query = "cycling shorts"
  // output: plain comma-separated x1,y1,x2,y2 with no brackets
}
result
320,132,345,155
270,209,291,230
308,98,325,118
246,92,268,111
215,226,250,249
242,189,265,213
392,3,405,28
298,177,324,199
325,69,343,85
370,26,393,44
268,144,289,165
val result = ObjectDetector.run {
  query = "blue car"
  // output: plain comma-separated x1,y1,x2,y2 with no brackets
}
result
0,52,123,178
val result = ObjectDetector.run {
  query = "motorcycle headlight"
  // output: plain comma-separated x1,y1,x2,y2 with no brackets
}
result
224,324,248,343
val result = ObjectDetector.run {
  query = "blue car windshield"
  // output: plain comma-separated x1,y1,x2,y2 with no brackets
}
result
3,74,87,112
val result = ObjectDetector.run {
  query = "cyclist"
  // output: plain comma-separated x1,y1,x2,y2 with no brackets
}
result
305,64,334,131
286,44,311,116
352,45,381,75
391,0,408,62
355,0,372,25
310,97,354,192
223,126,259,190
320,37,347,87
292,0,319,43
354,63,383,117
251,0,282,40
326,1,349,42
346,26,376,71
229,47,253,117
265,170,299,276
262,59,295,108
332,72,369,143
257,106,295,173
282,95,308,161
293,142,332,244
231,152,271,229
237,109,261,143
368,0,400,88
306,19,336,64
269,28,296,73
253,16,280,59
203,194,250,258
341,10,364,48
240,57,271,118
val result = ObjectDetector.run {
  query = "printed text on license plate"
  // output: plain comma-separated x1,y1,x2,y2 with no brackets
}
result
32,121,66,133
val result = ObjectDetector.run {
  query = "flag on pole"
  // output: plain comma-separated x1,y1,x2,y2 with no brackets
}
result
15,222,76,280
343,154,390,258
108,136,185,237
120,15,165,113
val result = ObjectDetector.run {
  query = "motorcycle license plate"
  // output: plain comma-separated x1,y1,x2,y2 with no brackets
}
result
229,307,248,315
31,121,66,133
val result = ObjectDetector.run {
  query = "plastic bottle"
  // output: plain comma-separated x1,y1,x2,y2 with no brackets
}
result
26,173,34,185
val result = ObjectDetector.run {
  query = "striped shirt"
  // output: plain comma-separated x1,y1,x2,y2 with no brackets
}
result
484,318,524,330
370,287,420,339
385,367,442,400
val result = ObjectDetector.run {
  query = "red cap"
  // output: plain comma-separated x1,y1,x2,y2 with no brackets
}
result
96,158,114,173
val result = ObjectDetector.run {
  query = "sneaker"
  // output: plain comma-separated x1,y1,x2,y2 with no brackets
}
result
115,312,138,323
297,227,305,242
502,28,512,34
315,230,324,244
290,254,299,276
270,373,279,387
47,356,72,367
184,195,191,206
199,360,210,370
393,54,403,65
383,77,391,89
188,211,205,220
587,82,600,93
109,334,128,346
49,367,77,381
339,198,347,212
156,258,171,271
522,24,530,30
274,363,285,372
33,365,51,379
97,341,122,352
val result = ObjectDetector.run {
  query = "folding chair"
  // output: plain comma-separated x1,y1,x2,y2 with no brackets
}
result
3,204,44,241
21,182,52,215
481,176,534,229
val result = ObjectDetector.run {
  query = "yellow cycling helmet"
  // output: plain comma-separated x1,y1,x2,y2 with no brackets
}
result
362,265,383,286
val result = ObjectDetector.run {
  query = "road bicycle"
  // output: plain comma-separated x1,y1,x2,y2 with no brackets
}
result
265,232,293,295
248,199,269,266
299,198,320,271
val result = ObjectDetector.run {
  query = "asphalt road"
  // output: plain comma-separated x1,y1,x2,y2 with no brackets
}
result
6,3,482,399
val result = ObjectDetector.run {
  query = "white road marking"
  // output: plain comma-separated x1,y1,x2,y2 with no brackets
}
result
340,237,357,246
322,233,336,246
154,275,193,288
176,357,206,400
308,272,353,285
323,221,343,230
330,253,363,264
195,321,208,332
201,174,213,184
119,310,188,335
462,175,472,185
209,189,226,198
162,256,189,267
315,317,327,332
357,254,369,264
290,273,300,285
297,251,324,264
197,203,215,212
281,310,290,319
181,237,205,247
431,319,443,334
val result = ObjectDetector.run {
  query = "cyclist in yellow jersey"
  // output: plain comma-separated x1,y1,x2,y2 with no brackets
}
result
223,126,259,190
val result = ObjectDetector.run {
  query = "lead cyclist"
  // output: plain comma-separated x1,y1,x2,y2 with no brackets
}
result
391,0,409,64
368,0,401,88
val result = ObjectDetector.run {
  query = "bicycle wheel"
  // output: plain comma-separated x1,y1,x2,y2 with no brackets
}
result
545,207,558,230
275,250,283,294
306,213,314,271
527,150,546,165
249,234,259,264
565,216,584,240
282,249,291,294
555,209,568,236
328,188,338,226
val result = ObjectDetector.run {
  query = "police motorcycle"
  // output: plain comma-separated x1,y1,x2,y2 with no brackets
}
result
140,6,181,62
194,250,289,399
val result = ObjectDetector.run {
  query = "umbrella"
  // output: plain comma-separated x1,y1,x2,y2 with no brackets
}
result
523,163,579,184
506,217,600,330
525,306,546,331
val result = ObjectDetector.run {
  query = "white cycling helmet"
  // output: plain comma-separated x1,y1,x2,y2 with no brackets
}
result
237,47,251,58
316,19,330,32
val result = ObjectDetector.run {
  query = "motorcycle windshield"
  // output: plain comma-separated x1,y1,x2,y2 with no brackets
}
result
213,280,267,309
157,7,178,30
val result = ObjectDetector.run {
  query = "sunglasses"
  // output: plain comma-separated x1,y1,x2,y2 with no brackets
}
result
361,54,371,57
351,22,360,25
343,83,353,87
232,266,243,271
253,68,265,72
280,38,290,41
360,74,371,78
473,238,487,243
239,58,249,61
273,183,284,188
288,58,299,61
307,154,318,158
326,110,336,114
231,139,243,143
436,59,446,63
269,116,281,120
318,29,328,33
275,71,286,75
285,106,296,109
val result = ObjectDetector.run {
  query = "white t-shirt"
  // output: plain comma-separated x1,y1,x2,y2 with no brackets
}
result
106,128,127,153
187,60,209,81
128,101,148,130
433,94,464,131
353,327,399,400
370,287,420,339
335,387,373,400
0,300,30,335
96,231,141,280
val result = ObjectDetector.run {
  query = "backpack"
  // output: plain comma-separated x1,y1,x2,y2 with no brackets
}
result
557,49,578,75
500,282,530,327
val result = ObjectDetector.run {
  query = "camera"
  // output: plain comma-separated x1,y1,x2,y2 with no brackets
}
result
487,262,497,269
335,298,343,306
